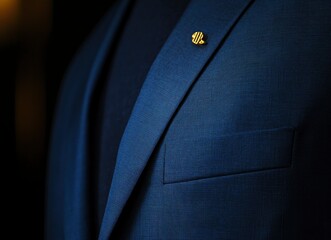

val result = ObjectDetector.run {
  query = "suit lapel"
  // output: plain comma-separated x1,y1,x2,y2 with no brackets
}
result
98,0,255,239
63,0,132,239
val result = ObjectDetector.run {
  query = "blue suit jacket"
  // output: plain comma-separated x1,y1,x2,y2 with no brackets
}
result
46,0,331,239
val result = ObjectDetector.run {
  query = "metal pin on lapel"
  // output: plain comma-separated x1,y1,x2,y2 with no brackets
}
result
192,31,207,45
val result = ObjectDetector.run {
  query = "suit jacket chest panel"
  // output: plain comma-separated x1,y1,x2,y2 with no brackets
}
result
165,0,331,140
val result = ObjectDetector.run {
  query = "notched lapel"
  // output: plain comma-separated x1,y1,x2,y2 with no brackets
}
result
62,0,132,239
99,0,255,238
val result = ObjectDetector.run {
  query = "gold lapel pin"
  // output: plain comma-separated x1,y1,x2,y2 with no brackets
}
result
192,31,207,45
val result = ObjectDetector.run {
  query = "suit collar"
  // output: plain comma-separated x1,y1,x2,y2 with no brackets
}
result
98,0,255,238
62,0,133,239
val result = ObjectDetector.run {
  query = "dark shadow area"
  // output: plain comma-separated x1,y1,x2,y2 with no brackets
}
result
0,1,116,239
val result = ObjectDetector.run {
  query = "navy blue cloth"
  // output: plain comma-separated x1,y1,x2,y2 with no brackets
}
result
46,0,331,239
90,0,190,234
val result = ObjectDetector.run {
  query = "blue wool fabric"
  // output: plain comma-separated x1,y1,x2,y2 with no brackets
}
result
90,0,190,235
46,0,331,239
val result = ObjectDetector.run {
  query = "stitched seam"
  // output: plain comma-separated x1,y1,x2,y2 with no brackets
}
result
177,127,295,143
163,165,291,185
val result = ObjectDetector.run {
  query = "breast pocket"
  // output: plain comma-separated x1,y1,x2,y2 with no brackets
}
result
164,127,295,184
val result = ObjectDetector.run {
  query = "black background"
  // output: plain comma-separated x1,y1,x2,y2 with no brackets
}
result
1,1,115,239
